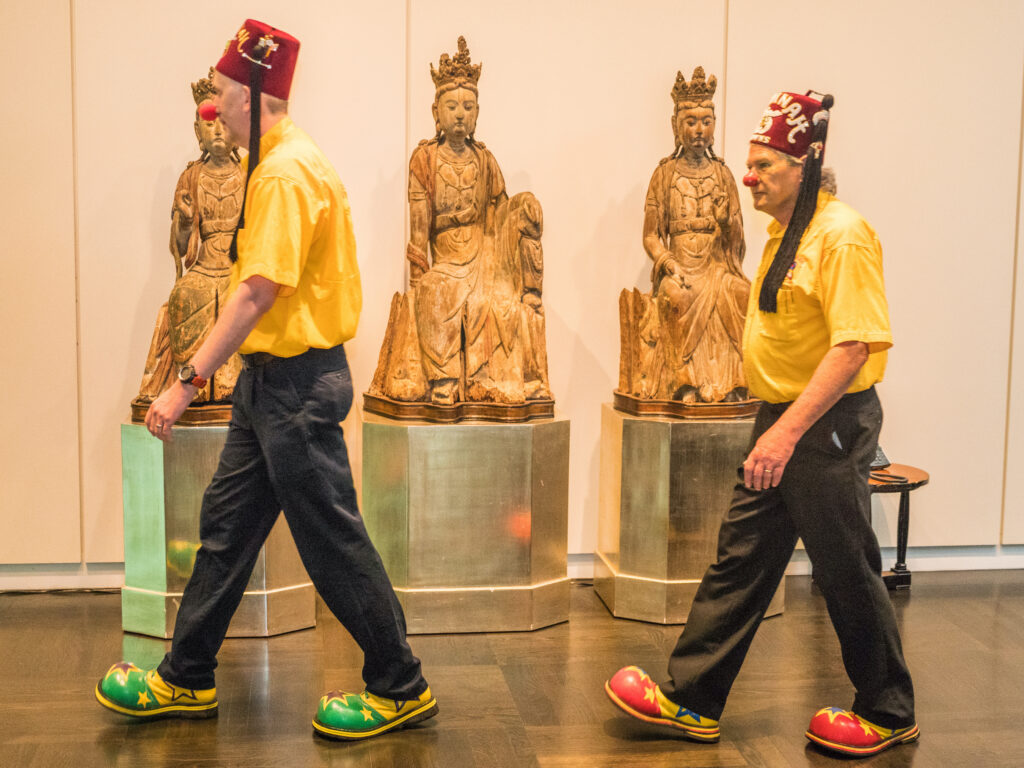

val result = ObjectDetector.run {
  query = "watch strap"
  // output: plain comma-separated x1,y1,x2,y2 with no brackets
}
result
178,364,208,389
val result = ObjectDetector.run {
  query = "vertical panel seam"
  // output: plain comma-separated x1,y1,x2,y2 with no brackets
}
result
404,0,412,291
1000,42,1024,544
721,0,729,151
69,0,86,568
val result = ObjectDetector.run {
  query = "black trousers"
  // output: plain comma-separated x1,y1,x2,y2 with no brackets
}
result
661,387,915,729
158,345,426,699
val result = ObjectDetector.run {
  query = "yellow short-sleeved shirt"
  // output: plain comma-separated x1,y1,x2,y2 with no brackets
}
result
742,191,892,404
231,117,361,357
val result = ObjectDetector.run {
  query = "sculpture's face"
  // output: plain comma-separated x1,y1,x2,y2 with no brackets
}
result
745,144,803,222
675,104,715,155
195,115,232,160
434,86,479,144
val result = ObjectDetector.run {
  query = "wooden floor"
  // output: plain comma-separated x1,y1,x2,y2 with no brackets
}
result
2,571,1024,767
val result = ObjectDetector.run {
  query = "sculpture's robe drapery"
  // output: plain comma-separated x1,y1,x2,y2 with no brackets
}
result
137,159,243,404
370,139,550,406
620,156,749,404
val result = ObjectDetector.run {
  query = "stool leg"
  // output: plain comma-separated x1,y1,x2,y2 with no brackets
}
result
885,490,912,590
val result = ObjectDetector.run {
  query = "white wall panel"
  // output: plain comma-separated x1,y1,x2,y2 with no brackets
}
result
725,0,1024,546
72,0,407,562
0,1,81,563
5,0,1024,579
407,0,728,555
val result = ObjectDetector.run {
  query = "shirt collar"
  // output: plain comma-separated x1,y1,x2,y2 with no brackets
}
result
259,116,294,158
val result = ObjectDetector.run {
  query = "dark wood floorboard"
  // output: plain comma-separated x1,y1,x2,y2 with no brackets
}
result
2,571,1023,767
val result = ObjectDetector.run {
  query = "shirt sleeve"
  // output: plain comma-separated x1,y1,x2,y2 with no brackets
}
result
819,236,893,354
236,175,316,297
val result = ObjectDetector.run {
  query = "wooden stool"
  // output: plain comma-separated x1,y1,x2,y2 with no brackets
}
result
869,463,929,590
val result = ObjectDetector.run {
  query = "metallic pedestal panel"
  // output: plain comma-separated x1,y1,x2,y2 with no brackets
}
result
120,423,315,638
595,404,784,624
362,412,570,633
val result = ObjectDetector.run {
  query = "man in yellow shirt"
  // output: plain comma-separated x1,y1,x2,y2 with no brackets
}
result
606,91,917,758
96,19,437,741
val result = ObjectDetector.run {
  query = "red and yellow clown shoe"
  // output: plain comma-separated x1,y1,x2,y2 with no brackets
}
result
312,687,438,740
95,662,217,719
604,666,720,742
806,706,919,756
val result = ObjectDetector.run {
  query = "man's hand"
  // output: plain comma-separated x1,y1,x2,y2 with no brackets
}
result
743,423,797,490
141,274,280,442
145,381,197,442
742,340,870,491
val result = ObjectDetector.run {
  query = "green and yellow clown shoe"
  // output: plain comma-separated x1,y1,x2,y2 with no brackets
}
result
312,687,438,740
95,662,218,719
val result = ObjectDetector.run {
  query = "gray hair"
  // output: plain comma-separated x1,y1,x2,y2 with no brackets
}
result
760,145,803,167
820,167,837,195
761,146,837,194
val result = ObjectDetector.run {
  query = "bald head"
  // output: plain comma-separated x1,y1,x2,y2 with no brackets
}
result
211,70,288,146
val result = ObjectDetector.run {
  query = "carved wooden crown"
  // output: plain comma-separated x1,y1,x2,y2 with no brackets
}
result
431,36,482,90
191,67,216,106
672,66,717,104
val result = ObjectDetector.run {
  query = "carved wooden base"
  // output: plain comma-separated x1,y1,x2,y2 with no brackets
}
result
363,392,555,424
130,398,233,426
612,390,760,420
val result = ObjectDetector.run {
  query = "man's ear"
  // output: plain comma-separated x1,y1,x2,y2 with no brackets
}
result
241,85,251,113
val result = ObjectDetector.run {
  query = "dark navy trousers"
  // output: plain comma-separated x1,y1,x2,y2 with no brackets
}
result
158,345,426,699
662,387,915,729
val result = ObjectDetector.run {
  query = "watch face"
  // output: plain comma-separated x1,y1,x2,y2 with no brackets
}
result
178,364,196,382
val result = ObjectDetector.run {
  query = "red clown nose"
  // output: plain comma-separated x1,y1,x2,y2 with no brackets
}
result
743,171,758,187
198,101,219,122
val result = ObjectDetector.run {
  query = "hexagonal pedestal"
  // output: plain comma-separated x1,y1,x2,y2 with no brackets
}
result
361,412,570,634
120,423,315,638
594,404,784,624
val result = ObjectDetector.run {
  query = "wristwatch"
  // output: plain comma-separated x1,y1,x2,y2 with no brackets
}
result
177,363,208,389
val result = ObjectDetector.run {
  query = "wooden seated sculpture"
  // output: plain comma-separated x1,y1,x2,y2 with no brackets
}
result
366,37,553,423
131,69,244,424
616,67,757,419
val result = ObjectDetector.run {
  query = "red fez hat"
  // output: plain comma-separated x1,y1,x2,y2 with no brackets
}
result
215,19,300,100
751,90,835,313
750,92,828,159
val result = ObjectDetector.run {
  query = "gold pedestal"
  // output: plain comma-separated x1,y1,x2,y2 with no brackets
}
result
120,423,315,638
595,404,784,624
361,412,570,633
